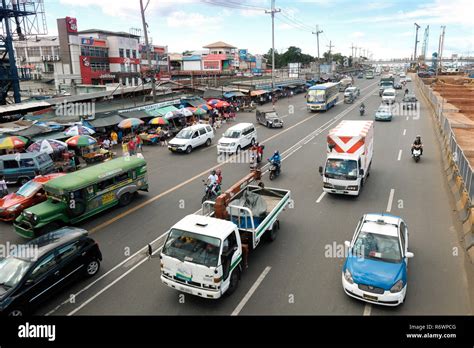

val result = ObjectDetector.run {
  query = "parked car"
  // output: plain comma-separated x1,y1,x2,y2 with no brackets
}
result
0,153,55,185
0,173,65,222
342,214,414,306
168,124,214,154
402,94,418,110
256,109,283,128
0,227,102,316
375,105,393,121
217,122,257,155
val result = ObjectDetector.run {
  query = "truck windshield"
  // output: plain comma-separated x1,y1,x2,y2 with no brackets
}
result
307,89,325,102
325,159,358,180
162,228,221,268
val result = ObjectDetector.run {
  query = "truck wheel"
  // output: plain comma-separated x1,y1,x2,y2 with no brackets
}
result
267,224,278,242
226,268,240,296
119,192,132,207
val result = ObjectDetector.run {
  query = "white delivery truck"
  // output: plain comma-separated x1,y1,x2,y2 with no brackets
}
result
318,120,374,196
156,171,291,299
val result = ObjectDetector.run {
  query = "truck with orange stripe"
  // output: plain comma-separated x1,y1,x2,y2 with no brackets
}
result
318,120,374,196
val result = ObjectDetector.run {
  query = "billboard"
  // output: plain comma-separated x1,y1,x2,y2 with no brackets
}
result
239,49,248,61
203,60,220,70
288,63,301,78
66,17,78,33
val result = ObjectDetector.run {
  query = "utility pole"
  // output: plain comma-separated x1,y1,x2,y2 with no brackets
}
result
413,23,420,68
140,0,156,102
326,41,334,63
312,25,323,61
265,0,281,90
350,43,356,58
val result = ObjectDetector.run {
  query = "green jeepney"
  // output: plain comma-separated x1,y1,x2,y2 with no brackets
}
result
14,156,149,238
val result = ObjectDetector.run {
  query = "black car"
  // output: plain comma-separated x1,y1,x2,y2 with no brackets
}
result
0,227,102,316
402,94,418,110
394,83,403,89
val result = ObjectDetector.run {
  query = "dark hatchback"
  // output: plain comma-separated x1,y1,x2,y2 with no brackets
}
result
0,227,102,316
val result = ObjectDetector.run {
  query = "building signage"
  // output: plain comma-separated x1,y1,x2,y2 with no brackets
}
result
81,37,95,45
81,57,90,67
239,49,247,61
66,17,78,33
203,60,220,70
100,74,115,79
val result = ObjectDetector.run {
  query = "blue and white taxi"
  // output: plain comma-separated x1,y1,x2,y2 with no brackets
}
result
342,214,414,306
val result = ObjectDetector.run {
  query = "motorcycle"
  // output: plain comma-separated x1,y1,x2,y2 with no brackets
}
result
359,106,365,116
268,159,281,180
412,148,422,162
201,180,221,203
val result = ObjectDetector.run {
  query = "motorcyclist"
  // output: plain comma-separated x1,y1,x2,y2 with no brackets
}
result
268,150,281,174
216,169,223,185
360,102,365,115
206,170,220,196
411,135,423,155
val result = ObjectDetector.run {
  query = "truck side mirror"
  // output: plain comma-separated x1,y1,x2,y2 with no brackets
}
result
318,166,323,175
359,169,364,176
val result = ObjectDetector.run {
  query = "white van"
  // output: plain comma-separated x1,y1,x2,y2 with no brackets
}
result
168,124,214,154
217,122,257,154
382,88,397,104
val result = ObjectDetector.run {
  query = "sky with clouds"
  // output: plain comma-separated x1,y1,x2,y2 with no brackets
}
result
43,0,473,59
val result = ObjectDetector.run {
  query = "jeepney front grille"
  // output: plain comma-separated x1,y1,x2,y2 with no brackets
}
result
358,284,385,294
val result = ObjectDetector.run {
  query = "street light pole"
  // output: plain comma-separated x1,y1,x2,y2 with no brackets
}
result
266,0,280,90
140,0,156,102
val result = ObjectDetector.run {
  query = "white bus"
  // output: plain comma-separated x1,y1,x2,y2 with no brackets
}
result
307,82,340,111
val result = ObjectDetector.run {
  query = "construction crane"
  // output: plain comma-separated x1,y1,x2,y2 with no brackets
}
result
420,25,429,64
0,0,47,105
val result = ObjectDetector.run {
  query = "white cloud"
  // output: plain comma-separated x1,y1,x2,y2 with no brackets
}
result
366,2,393,10
165,11,223,32
350,32,365,38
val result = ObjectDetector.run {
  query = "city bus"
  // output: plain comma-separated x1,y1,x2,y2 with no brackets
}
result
307,82,339,111
14,156,149,238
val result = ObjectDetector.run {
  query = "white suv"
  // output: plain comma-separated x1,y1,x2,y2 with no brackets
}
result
382,88,397,104
217,122,257,154
168,124,214,154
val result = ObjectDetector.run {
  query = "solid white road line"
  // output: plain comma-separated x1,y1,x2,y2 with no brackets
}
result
403,129,407,136
231,266,272,316
304,136,315,145
67,245,164,316
316,191,326,203
363,304,372,316
386,189,395,212
397,149,402,161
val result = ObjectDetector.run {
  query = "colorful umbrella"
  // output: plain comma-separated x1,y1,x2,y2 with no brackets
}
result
149,117,169,126
191,107,207,116
118,118,144,129
27,139,67,155
214,101,230,108
64,125,95,136
0,136,29,150
197,104,212,111
66,135,97,147
178,108,193,117
207,99,222,106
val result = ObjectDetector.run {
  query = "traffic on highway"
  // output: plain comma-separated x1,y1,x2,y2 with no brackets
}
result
0,0,473,346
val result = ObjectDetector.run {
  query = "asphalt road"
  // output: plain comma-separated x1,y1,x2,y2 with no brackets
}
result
1,76,472,316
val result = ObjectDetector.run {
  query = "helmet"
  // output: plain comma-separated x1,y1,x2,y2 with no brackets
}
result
211,170,216,175
274,151,279,156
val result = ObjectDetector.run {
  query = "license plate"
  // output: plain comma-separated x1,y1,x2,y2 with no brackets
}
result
179,286,192,294
363,294,378,301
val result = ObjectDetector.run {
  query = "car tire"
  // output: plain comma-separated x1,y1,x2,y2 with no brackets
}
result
186,146,192,154
84,258,100,277
226,268,240,296
205,138,211,147
7,307,25,317
235,146,241,154
267,224,278,242
119,192,132,207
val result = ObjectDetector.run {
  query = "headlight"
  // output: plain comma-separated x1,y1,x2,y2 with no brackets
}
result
323,182,333,189
7,204,22,212
390,279,404,293
344,269,354,284
347,185,359,191
230,143,236,147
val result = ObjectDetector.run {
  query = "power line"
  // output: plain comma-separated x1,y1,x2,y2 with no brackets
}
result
275,15,312,33
280,9,314,31
278,12,313,32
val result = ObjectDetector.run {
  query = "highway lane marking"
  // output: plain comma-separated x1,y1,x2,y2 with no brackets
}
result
406,116,409,120
231,266,272,316
48,81,381,314
316,191,326,203
304,136,315,145
44,230,170,316
67,244,164,316
397,149,402,161
363,304,372,316
386,189,395,212
403,129,407,136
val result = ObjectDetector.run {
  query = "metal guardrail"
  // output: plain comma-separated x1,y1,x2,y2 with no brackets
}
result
416,76,474,203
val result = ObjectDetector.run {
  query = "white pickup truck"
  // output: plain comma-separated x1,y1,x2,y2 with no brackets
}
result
158,175,291,299
319,120,374,196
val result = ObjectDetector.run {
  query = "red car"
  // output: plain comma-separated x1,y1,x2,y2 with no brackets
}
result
0,173,65,222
